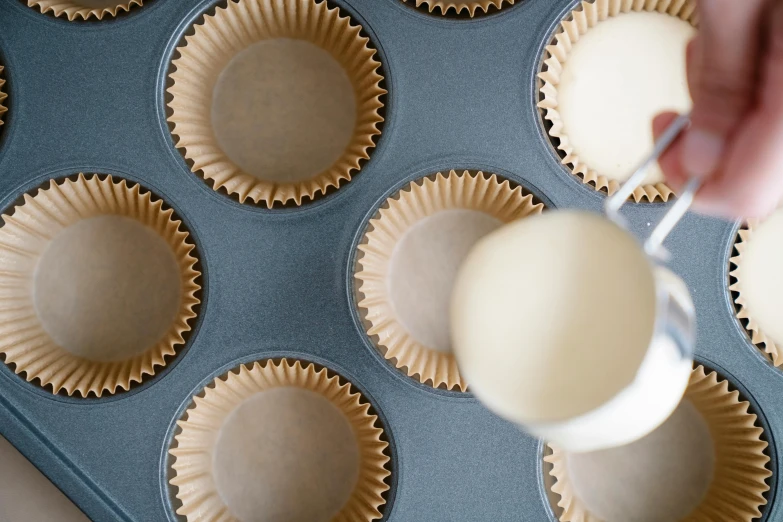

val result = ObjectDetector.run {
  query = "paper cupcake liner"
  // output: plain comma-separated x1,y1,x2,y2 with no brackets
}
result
170,358,391,522
538,0,698,203
729,221,783,365
356,170,544,391
0,174,201,397
27,0,144,21
167,0,386,207
401,0,515,17
0,65,6,127
545,365,772,522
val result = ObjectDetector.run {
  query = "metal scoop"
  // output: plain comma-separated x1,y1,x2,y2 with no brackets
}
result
528,114,700,451
605,113,699,260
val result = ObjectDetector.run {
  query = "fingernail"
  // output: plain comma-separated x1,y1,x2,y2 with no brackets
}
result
682,129,724,178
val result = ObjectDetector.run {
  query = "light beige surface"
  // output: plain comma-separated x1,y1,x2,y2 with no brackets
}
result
213,387,361,522
735,209,783,347
451,211,657,424
557,11,693,183
212,39,357,184
389,209,502,353
34,215,182,362
0,436,89,522
566,400,714,521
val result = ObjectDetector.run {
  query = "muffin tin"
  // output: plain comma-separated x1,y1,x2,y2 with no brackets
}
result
0,0,779,520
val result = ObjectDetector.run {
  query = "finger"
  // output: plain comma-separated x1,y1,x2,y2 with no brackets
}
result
680,0,767,179
685,37,700,97
761,0,783,115
692,110,783,219
652,112,688,190
652,40,700,193
692,2,783,219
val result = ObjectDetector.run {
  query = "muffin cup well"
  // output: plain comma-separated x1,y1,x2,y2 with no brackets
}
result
0,174,200,397
538,0,698,202
355,170,544,391
544,365,771,522
170,358,390,522
401,0,516,17
167,0,385,207
26,0,144,21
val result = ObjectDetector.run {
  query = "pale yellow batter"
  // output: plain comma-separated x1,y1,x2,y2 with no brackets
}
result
451,211,657,424
558,11,694,183
736,209,783,347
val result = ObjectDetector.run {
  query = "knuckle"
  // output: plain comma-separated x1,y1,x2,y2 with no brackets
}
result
696,65,755,107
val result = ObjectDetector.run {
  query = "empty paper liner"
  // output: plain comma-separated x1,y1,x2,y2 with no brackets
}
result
167,0,385,207
0,174,200,397
170,358,390,522
0,64,6,127
355,170,544,391
401,0,516,17
544,365,771,522
538,0,697,202
731,213,783,366
26,0,144,20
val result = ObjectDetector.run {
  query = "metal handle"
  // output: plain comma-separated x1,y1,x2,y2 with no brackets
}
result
604,113,698,260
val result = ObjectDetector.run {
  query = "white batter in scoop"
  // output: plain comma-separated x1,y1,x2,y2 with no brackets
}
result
451,211,691,451
557,11,694,183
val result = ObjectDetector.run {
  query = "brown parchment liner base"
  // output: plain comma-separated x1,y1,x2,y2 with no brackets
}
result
27,0,144,21
168,0,385,207
729,221,783,365
544,365,772,522
170,358,391,522
355,170,545,391
401,0,515,17
538,0,698,202
0,65,6,126
0,174,201,397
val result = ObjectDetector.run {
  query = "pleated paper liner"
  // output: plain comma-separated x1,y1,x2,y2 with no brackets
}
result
400,0,516,17
0,174,201,397
730,214,783,366
0,64,6,127
170,358,391,522
537,0,697,202
26,0,144,21
167,0,385,208
355,170,545,391
544,365,771,522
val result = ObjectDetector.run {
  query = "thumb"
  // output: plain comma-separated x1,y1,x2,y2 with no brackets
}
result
681,0,766,178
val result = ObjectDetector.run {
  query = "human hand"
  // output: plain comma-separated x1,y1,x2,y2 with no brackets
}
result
653,0,783,220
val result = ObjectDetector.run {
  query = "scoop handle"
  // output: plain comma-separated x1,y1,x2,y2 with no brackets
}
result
604,113,698,260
